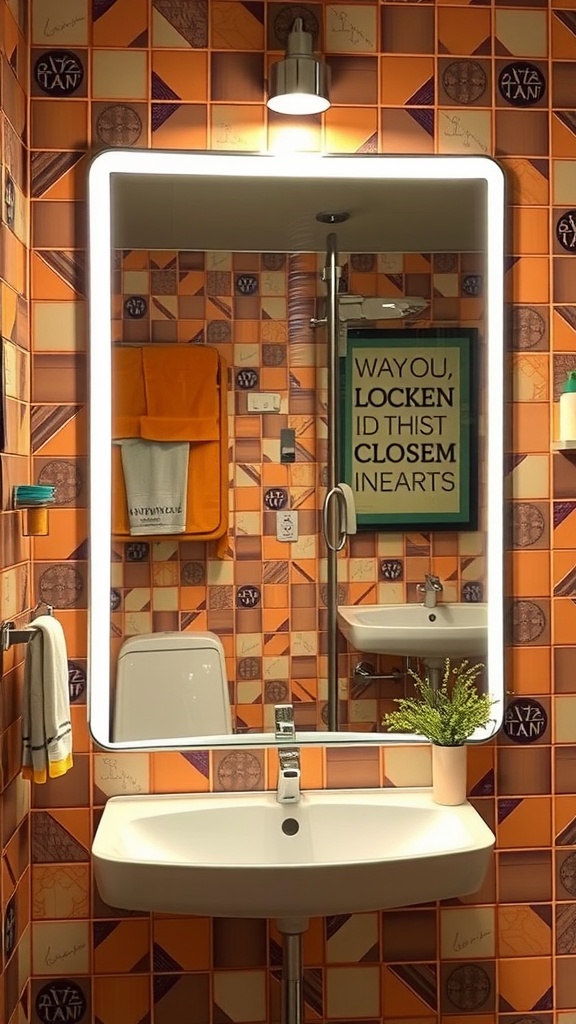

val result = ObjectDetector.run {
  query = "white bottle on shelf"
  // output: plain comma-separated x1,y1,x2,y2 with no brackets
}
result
560,370,576,442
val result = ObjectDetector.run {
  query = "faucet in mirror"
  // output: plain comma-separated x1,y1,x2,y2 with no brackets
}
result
418,574,444,609
88,151,505,750
275,704,301,804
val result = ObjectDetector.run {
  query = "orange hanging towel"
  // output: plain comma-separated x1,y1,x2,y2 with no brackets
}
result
112,345,147,438
141,344,221,441
111,344,228,551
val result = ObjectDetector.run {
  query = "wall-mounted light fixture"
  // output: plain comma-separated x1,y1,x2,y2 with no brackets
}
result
267,17,330,116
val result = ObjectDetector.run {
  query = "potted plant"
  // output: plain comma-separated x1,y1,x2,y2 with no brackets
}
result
382,658,496,805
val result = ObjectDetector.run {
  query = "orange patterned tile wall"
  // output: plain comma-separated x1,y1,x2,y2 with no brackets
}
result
0,3,31,1024
0,0,575,1021
109,247,488,734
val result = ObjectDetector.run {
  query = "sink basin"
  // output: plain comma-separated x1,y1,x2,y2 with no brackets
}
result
92,789,494,920
337,603,487,658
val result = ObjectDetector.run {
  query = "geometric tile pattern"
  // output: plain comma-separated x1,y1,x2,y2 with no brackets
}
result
0,0,573,1022
2,5,31,1024
110,247,486,733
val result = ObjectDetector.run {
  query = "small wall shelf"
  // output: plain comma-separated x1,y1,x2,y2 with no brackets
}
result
552,440,576,452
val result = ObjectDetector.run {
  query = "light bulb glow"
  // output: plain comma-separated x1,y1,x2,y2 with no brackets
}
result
267,92,330,115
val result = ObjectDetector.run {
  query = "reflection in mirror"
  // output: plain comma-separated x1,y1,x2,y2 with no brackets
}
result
88,151,505,750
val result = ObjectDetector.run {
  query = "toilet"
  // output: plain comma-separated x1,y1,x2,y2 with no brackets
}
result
113,631,233,741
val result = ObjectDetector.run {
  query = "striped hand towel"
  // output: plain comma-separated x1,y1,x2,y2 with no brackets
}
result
22,615,73,784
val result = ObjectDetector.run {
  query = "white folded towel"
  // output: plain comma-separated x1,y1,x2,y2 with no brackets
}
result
119,439,189,535
22,615,73,784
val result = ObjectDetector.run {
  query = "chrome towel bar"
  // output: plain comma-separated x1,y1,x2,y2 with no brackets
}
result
1,603,54,651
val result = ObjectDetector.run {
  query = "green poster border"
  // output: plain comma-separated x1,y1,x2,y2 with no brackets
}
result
341,328,478,530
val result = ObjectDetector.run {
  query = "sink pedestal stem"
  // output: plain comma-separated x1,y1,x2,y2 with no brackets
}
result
281,932,303,1024
424,658,443,690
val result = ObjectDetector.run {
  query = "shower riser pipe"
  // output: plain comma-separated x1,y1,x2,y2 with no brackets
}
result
324,231,340,732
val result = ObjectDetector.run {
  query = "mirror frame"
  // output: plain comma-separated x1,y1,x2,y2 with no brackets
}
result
88,149,505,751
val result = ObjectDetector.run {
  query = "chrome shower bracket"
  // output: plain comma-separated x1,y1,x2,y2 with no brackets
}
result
321,265,341,283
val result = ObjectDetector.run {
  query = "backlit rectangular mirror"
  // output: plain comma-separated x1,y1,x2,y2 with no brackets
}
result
88,150,505,750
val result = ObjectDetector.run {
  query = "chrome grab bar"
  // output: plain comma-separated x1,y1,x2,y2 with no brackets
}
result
322,486,347,552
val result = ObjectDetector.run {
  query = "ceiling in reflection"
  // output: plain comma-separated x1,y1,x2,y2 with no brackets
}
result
111,172,486,253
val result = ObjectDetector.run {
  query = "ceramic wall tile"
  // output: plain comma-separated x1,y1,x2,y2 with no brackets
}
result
498,795,553,848
380,7,434,53
93,752,150,800
92,0,148,48
213,970,267,1023
437,8,491,54
211,52,264,102
32,920,90,975
30,102,88,150
31,0,88,46
383,962,437,1015
93,919,150,974
438,109,491,154
325,913,379,964
326,964,381,1017
499,905,553,957
92,50,148,100
152,0,208,48
213,919,267,968
495,9,548,56
93,976,150,1024
499,956,553,1010
380,107,434,153
32,864,90,920
152,49,207,102
325,5,377,54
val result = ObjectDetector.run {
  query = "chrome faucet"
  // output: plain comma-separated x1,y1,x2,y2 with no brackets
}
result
275,705,301,804
277,748,301,804
418,573,443,608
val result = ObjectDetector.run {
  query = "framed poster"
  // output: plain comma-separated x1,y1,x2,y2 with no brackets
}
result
341,328,478,530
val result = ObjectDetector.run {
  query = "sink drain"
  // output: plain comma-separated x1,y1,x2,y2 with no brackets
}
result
282,818,300,836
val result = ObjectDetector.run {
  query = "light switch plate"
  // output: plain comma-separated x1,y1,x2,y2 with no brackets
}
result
247,393,281,413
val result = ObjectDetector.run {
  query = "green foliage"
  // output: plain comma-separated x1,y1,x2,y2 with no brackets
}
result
382,658,496,746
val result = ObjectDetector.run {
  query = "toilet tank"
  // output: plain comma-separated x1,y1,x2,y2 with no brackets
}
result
113,631,233,741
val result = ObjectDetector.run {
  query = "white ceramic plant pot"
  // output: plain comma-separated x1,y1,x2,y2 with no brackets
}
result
432,744,467,806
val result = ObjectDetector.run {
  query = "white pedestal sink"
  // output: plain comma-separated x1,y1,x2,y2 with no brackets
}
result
337,603,487,659
92,788,494,927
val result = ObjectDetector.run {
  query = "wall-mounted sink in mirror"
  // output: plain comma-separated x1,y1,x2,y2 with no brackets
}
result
337,603,488,659
88,150,505,750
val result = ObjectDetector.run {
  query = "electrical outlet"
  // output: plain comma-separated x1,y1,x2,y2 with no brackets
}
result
276,510,298,542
